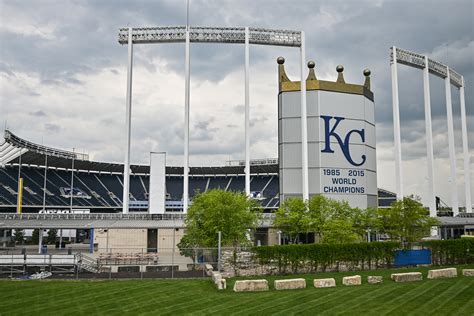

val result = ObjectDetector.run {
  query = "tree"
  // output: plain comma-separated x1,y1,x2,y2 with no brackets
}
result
185,189,262,248
378,196,439,247
46,229,58,245
177,234,200,270
185,189,261,274
351,207,380,241
321,219,359,244
274,198,309,243
13,229,25,245
307,195,359,243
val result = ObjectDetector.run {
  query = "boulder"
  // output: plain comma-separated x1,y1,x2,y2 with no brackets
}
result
391,272,422,282
462,269,474,277
233,280,269,292
427,268,457,279
274,278,306,290
342,275,361,286
313,278,336,288
367,276,383,284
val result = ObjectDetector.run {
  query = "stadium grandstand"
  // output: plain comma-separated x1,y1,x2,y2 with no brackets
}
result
0,130,396,213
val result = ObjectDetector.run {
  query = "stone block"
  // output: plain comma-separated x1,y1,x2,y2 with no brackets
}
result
342,275,361,286
205,264,213,271
427,268,457,279
462,269,474,277
217,278,226,290
313,278,336,288
211,271,222,283
367,276,383,284
233,280,269,292
274,278,306,290
391,272,422,282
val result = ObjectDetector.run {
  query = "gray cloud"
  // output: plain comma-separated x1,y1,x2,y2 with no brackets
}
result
0,0,472,205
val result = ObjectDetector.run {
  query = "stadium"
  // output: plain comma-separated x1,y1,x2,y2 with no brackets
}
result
0,42,472,264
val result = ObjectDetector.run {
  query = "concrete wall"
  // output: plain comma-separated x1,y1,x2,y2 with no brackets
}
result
94,228,147,252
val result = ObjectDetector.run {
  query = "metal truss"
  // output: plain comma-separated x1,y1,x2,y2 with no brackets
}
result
390,47,463,88
4,130,88,160
118,26,301,47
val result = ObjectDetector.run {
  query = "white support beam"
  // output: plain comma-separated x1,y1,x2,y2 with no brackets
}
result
244,27,250,197
123,27,133,214
183,30,191,213
300,31,309,201
423,56,436,219
445,67,459,215
391,46,404,200
460,76,472,213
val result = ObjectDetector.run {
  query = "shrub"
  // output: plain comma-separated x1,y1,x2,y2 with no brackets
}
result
253,241,399,273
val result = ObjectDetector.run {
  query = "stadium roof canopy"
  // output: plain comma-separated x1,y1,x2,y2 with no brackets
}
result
0,130,277,175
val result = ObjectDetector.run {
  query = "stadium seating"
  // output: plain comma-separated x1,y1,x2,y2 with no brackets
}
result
0,164,394,212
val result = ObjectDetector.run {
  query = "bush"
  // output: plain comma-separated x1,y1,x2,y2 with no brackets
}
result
253,241,399,274
423,239,474,265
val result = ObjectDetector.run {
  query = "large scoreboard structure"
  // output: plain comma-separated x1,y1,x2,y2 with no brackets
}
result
278,58,377,208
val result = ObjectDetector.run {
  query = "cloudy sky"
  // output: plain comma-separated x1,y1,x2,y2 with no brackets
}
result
0,0,473,207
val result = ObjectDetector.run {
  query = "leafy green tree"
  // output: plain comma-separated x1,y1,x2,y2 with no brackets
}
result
177,234,200,270
307,195,358,243
46,229,57,245
321,219,359,244
274,198,309,243
351,207,380,241
185,189,261,248
378,196,439,247
13,229,25,245
185,189,261,274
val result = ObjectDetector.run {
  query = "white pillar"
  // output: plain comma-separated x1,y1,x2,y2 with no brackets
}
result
391,46,404,200
70,148,75,212
123,27,133,214
300,31,309,201
445,67,459,216
460,76,472,213
38,229,43,254
183,29,191,213
423,56,437,219
42,155,47,211
244,27,250,196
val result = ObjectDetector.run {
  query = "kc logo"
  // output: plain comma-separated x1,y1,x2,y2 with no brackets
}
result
320,115,366,166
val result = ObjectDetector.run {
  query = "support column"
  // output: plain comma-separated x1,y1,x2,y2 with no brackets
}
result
390,46,404,200
42,155,47,211
59,229,63,249
70,149,75,212
459,76,472,213
445,68,459,216
244,27,250,197
391,46,404,200
183,29,191,213
300,31,309,201
423,56,437,221
38,229,43,254
89,228,94,254
123,27,133,214
17,154,23,214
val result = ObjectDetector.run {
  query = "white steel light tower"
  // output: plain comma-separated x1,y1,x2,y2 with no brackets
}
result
118,26,306,213
390,47,471,216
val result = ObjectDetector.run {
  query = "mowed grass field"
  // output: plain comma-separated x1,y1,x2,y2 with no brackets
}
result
0,265,473,315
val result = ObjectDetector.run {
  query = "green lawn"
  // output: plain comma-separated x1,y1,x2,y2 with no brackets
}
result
0,265,473,315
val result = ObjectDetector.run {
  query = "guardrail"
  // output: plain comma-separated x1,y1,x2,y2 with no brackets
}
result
0,213,276,221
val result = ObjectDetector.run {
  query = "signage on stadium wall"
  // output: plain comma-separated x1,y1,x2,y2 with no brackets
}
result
38,209,91,214
279,89,377,209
